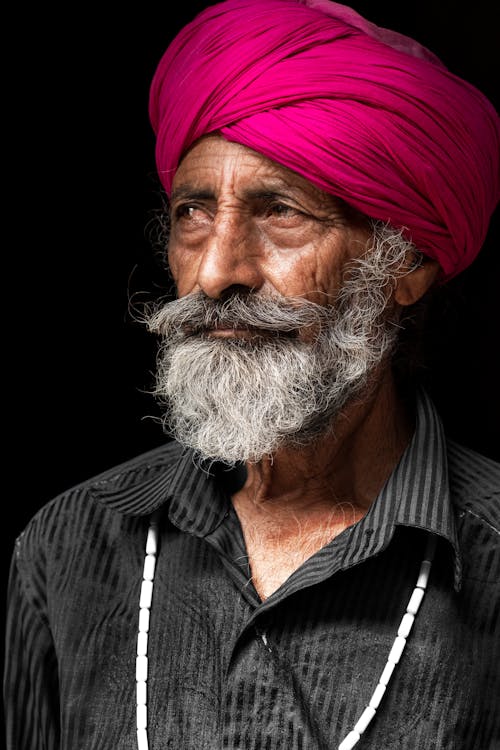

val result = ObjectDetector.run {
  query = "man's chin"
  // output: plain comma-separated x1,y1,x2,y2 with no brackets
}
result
161,396,342,466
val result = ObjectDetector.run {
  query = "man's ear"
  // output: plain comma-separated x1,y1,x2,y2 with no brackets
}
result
394,257,441,306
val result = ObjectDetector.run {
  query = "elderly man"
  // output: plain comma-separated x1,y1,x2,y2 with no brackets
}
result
5,1,500,749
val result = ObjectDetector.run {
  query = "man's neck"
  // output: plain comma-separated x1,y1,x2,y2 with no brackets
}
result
231,369,414,598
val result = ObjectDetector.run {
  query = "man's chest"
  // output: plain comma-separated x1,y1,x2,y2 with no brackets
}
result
53,526,498,749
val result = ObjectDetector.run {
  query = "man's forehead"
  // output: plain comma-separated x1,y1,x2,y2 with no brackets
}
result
171,135,344,211
174,135,306,185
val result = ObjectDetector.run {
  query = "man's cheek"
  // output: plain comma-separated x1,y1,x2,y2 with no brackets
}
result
168,251,196,296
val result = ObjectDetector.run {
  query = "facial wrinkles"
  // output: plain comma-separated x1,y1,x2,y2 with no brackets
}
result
168,136,370,303
172,147,340,219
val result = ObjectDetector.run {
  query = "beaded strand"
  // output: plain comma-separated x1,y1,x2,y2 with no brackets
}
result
136,516,436,750
338,535,437,750
136,514,160,750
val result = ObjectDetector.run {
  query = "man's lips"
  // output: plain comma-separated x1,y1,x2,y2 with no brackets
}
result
207,328,260,338
182,324,298,339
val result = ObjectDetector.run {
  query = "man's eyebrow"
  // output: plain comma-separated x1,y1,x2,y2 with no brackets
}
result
170,181,323,204
243,178,307,199
170,186,216,202
243,188,295,200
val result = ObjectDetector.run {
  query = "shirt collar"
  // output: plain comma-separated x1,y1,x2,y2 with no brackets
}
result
91,389,461,589
88,444,231,532
380,389,461,589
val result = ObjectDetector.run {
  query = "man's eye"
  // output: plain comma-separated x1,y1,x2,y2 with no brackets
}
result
265,203,300,218
174,205,209,223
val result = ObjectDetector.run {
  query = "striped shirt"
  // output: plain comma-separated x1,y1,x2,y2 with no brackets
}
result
4,391,500,749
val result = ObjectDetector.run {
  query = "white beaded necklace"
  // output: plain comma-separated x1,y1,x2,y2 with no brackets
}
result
135,515,436,750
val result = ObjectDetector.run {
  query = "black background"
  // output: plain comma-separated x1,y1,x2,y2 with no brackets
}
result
5,2,499,565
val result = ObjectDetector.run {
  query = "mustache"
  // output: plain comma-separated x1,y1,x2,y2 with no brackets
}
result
146,291,334,338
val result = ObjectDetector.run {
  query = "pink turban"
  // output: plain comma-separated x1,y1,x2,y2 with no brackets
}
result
149,0,500,279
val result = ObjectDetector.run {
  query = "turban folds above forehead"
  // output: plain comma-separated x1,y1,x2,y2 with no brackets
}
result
149,0,500,279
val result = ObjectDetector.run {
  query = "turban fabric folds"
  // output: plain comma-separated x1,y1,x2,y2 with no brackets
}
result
149,0,500,278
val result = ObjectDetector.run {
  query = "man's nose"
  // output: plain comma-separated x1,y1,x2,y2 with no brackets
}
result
195,213,264,299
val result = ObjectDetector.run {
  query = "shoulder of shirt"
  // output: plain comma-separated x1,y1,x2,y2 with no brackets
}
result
446,438,500,536
82,439,185,490
13,440,184,556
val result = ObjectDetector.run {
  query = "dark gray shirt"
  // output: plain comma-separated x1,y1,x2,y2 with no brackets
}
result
4,392,500,749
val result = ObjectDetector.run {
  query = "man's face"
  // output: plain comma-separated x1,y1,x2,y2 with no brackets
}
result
149,135,405,464
168,134,372,313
